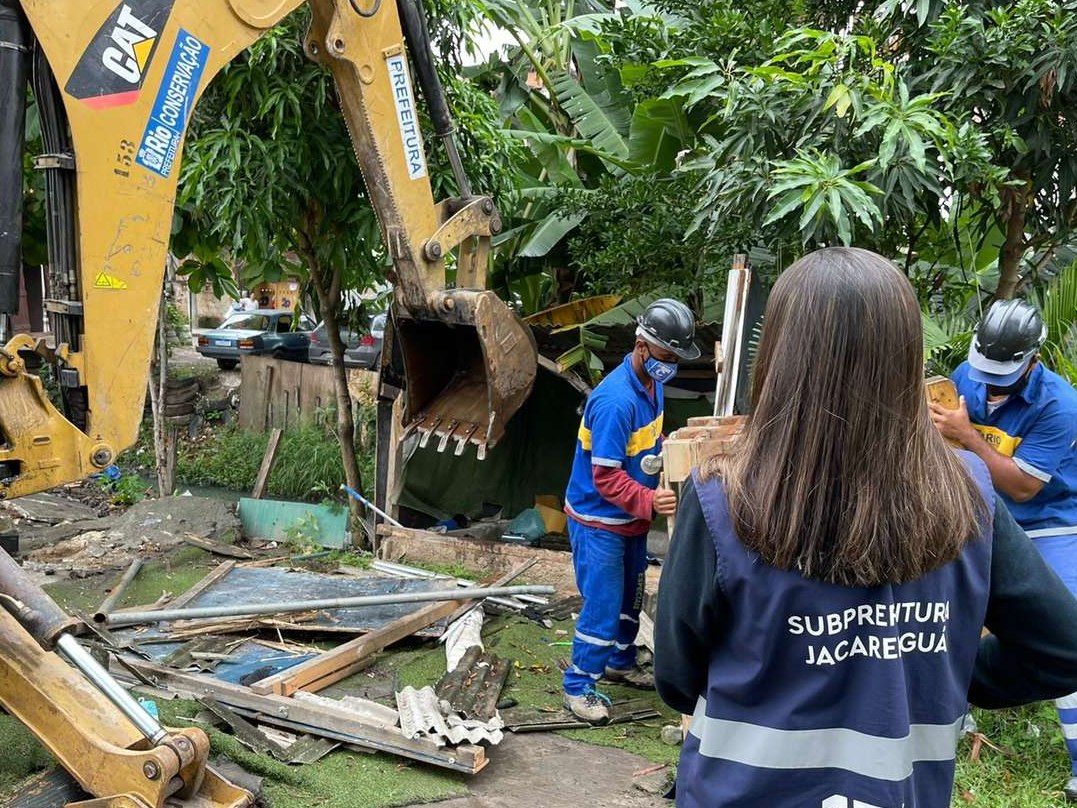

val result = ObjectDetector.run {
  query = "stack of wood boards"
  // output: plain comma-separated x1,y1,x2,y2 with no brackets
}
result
663,416,747,482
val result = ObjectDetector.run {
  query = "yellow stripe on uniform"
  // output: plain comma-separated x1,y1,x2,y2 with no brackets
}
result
577,415,663,456
973,424,1022,458
626,414,663,456
578,422,593,450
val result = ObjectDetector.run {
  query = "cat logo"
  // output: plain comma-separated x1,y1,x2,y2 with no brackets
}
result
65,0,176,109
101,6,158,84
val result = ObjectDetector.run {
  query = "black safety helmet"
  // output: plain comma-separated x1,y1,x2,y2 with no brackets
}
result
967,299,1047,386
636,298,701,361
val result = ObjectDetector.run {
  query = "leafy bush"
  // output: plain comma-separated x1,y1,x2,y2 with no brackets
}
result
165,302,189,329
94,472,149,506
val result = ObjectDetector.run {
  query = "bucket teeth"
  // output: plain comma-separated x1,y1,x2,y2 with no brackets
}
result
416,415,442,449
454,424,479,456
436,420,459,453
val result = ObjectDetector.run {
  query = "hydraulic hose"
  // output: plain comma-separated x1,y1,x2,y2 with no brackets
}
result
0,1,30,318
395,0,471,197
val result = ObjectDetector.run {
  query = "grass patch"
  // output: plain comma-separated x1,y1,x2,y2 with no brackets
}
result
396,560,489,582
0,714,53,799
43,547,220,616
175,416,374,502
952,702,1071,806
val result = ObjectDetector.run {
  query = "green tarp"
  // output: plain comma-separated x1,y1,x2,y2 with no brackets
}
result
399,368,713,522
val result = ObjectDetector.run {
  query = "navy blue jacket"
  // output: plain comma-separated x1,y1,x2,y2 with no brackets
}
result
657,461,1077,808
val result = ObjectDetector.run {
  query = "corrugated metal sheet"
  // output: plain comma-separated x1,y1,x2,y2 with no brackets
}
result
396,686,504,747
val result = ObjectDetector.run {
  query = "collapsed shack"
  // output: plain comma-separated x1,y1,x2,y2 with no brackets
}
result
80,557,550,774
0,528,676,807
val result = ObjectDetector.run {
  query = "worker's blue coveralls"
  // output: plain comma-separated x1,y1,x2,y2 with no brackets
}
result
954,360,1077,771
563,354,663,695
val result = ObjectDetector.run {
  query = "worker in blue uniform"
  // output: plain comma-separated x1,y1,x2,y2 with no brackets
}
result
931,298,1077,800
657,248,1077,808
563,298,700,725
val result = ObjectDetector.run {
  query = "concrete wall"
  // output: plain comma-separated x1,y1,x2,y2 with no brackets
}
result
191,285,234,329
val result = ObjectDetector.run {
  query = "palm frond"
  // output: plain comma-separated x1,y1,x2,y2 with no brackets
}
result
1035,259,1077,384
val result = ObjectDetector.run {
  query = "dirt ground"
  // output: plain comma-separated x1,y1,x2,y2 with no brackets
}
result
401,733,667,808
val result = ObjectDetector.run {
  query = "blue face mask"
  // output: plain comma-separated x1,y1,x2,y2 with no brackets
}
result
644,353,678,384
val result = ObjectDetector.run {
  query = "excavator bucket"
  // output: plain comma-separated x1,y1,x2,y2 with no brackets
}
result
395,290,538,459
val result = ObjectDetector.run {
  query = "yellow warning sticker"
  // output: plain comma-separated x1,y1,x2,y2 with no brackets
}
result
94,273,128,290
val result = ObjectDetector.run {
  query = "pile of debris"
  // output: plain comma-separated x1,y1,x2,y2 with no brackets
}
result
3,492,240,580
81,554,562,775
4,484,667,782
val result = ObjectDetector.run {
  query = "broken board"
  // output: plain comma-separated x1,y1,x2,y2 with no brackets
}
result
112,656,488,774
116,567,454,638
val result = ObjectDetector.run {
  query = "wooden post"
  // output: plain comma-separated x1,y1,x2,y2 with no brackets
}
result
261,364,274,432
252,428,283,499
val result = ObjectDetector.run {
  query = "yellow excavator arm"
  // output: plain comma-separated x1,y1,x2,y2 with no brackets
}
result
0,0,537,502
0,2,537,807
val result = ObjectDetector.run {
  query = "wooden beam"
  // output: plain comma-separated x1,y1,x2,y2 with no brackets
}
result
112,657,486,774
183,534,254,560
252,428,283,500
251,599,461,696
251,566,532,697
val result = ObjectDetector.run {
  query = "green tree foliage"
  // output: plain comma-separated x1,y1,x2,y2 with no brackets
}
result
482,0,1077,338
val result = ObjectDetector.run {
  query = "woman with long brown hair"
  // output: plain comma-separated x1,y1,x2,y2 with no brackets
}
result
655,247,1077,808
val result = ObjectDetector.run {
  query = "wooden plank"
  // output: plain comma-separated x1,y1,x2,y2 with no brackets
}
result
167,561,237,610
238,357,272,432
253,600,462,697
183,533,255,560
662,439,695,484
112,657,487,774
926,376,961,447
686,415,745,428
926,375,959,409
252,428,283,500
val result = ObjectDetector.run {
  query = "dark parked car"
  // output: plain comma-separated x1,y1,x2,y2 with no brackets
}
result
308,312,386,369
197,310,316,370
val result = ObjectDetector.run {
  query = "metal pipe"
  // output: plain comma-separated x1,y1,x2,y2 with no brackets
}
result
104,584,555,628
55,633,167,744
341,484,404,529
372,560,527,610
93,559,144,623
372,560,548,606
